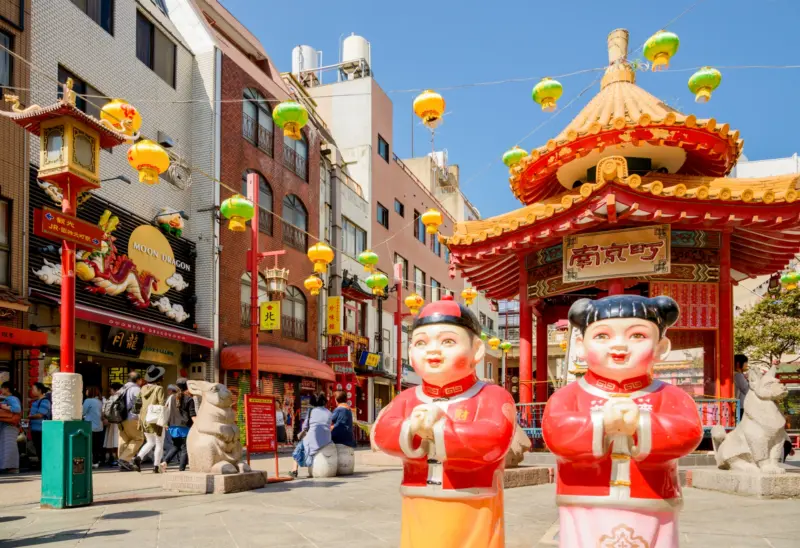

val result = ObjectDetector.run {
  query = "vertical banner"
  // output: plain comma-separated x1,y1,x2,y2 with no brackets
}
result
327,296,342,335
244,394,277,453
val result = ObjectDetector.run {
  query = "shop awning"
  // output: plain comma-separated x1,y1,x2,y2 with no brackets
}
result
220,345,336,382
0,326,47,347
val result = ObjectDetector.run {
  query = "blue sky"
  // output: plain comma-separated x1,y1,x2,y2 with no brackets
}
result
222,0,800,218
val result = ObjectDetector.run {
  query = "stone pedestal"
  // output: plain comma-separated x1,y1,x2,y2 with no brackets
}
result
311,443,339,478
51,372,82,421
336,444,355,476
691,468,800,499
163,471,267,494
503,466,552,489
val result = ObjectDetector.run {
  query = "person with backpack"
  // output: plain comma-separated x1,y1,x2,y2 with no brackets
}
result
103,383,122,466
116,371,144,471
28,382,51,470
132,365,167,474
161,379,195,472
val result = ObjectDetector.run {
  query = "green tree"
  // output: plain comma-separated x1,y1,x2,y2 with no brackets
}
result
735,289,800,365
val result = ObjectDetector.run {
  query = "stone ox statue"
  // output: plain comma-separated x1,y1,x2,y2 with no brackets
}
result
187,381,250,474
712,365,789,474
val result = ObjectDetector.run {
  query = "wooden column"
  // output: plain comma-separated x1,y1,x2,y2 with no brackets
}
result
519,259,533,405
534,303,549,402
718,230,733,398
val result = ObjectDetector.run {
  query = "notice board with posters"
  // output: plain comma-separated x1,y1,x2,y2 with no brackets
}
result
244,394,277,453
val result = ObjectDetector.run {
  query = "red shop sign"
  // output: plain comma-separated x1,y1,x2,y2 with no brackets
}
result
34,207,104,251
244,395,276,454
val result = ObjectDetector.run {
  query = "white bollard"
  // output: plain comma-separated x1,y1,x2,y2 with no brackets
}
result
51,372,83,421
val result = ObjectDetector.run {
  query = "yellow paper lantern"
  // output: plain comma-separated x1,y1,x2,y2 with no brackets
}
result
559,340,568,352
304,274,324,296
100,99,142,137
413,90,446,129
404,293,424,315
488,337,501,351
421,209,443,235
461,287,477,306
307,242,334,274
127,140,170,185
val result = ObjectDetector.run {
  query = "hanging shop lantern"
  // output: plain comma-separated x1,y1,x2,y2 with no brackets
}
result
307,242,334,274
304,274,324,296
413,90,446,129
272,101,309,140
503,146,527,168
264,267,289,300
488,337,501,351
643,30,680,72
461,287,478,306
100,99,142,137
421,208,443,235
357,250,380,273
404,293,425,315
688,67,722,103
365,272,389,297
219,194,255,232
499,341,512,354
532,78,563,113
127,139,170,185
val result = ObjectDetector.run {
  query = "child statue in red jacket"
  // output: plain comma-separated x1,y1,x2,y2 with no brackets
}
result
373,296,517,548
543,295,703,548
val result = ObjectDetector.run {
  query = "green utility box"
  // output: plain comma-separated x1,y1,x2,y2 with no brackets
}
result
41,420,93,509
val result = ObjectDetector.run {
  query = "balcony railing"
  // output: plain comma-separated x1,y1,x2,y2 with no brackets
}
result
282,221,308,252
240,303,252,328
282,315,307,341
283,147,307,181
242,112,274,157
256,207,273,236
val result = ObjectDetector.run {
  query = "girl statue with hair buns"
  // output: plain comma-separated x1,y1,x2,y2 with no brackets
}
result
543,295,703,548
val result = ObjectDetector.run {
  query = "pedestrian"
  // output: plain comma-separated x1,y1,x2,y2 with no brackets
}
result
734,354,749,422
162,379,194,472
28,382,51,469
132,365,167,474
82,386,104,468
285,402,294,444
783,414,795,463
103,382,122,467
330,391,356,448
118,371,144,470
290,393,332,478
0,381,21,474
275,397,287,444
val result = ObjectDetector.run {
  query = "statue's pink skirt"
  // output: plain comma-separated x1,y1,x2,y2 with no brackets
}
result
559,506,678,548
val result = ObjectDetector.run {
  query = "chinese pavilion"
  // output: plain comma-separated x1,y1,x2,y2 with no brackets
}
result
445,29,800,405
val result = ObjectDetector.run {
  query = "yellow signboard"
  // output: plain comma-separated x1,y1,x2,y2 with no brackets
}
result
364,353,381,368
563,224,670,283
327,296,342,335
259,301,281,331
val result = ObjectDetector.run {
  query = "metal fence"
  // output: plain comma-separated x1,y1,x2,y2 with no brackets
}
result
242,112,274,156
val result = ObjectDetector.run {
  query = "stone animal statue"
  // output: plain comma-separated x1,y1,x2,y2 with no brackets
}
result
187,381,250,474
712,365,789,474
505,423,533,468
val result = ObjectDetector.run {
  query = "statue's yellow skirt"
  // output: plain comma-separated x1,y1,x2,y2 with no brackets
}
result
399,490,504,548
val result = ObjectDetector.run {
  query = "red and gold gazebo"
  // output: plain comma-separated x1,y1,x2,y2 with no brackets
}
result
445,29,800,405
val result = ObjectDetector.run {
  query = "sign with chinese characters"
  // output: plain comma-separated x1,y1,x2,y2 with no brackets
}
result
244,395,277,453
327,296,342,335
104,327,145,357
563,224,670,283
335,374,357,408
358,351,381,369
650,282,718,329
327,345,353,374
108,366,147,386
34,207,104,251
259,301,281,331
299,379,317,392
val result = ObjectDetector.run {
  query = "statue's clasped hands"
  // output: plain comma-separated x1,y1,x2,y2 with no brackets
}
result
409,404,444,441
602,398,640,437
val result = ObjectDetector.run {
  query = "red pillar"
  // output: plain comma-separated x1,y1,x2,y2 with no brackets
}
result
518,261,533,405
608,279,625,295
59,182,78,373
396,280,403,395
534,304,549,402
248,173,260,394
718,230,733,398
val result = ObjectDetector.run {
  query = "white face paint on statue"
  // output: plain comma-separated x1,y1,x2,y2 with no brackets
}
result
409,324,485,386
574,318,671,383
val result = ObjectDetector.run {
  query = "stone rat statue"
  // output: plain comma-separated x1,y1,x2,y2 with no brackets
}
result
187,381,250,474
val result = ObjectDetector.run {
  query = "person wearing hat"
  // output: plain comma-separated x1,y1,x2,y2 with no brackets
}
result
542,295,703,548
372,295,516,548
132,365,167,473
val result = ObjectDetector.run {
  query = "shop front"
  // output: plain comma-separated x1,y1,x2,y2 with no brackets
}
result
0,326,48,400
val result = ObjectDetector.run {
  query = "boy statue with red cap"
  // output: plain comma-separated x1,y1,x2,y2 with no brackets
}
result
543,295,703,547
373,295,516,548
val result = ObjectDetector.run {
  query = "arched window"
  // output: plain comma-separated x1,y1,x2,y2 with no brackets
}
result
282,286,307,341
240,273,269,328
283,132,308,181
242,88,274,156
281,194,308,251
241,170,273,235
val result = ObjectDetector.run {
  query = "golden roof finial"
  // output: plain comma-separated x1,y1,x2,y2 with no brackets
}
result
602,28,635,89
62,78,76,106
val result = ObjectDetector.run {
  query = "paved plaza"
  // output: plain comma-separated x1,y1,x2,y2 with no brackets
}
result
1,455,799,547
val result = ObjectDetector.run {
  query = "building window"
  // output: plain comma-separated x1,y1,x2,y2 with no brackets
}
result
240,273,269,328
377,202,389,229
57,66,105,119
394,199,404,217
394,253,408,289
283,133,308,181
71,0,114,34
282,286,307,341
242,88,274,156
414,267,426,299
378,135,389,163
429,232,441,256
0,31,11,93
344,299,366,337
281,195,308,252
443,245,451,265
136,11,176,87
431,278,441,302
152,0,169,15
241,170,273,236
343,218,367,257
413,210,426,244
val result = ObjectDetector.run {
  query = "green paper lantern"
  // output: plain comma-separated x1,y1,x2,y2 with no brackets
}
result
643,30,680,71
365,272,389,296
357,250,380,272
220,194,255,232
532,78,563,112
688,67,722,103
503,146,527,168
272,101,309,140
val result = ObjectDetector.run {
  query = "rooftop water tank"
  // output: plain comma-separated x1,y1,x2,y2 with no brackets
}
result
341,34,370,75
292,45,321,86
